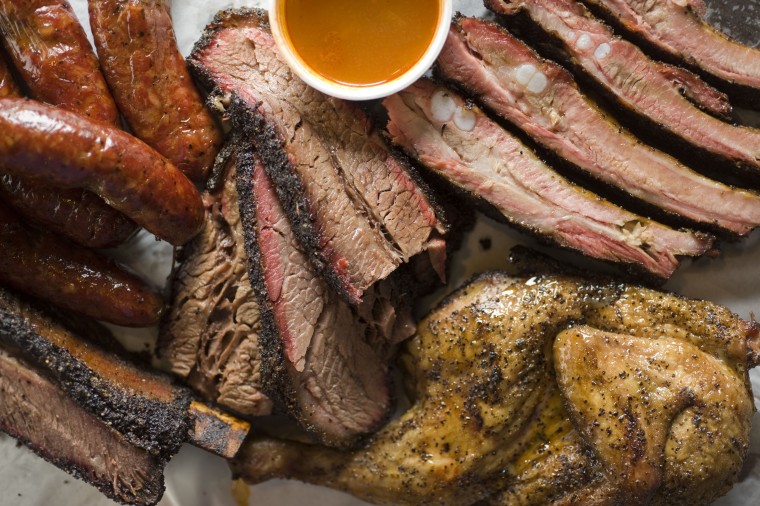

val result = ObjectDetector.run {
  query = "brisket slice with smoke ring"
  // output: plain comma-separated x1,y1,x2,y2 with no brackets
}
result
0,286,192,458
484,0,760,174
434,16,760,237
580,0,760,108
384,78,711,280
188,8,446,305
159,148,272,418
0,346,165,506
236,147,405,448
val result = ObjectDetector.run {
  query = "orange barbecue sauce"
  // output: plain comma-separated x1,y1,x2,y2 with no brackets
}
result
280,0,441,87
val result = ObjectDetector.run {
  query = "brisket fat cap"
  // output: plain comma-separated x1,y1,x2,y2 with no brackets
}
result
0,347,165,506
159,148,272,418
485,0,760,174
0,286,192,459
188,8,446,305
236,147,397,448
434,16,760,237
384,77,712,280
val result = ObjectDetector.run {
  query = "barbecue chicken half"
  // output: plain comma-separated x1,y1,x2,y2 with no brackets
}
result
231,272,760,506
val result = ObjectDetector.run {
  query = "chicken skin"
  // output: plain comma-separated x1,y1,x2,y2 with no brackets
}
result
231,272,758,506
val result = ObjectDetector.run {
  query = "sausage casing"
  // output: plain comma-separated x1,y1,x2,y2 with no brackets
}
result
0,51,18,98
0,202,164,327
0,98,204,246
0,0,119,125
89,0,222,182
0,175,137,248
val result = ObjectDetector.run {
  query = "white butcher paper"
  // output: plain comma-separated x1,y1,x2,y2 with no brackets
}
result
1,0,759,505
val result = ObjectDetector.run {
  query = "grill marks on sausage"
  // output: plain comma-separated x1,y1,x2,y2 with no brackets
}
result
160,151,272,418
88,0,222,183
189,8,445,304
0,98,203,246
237,149,396,447
485,0,760,174
384,79,711,280
434,16,760,237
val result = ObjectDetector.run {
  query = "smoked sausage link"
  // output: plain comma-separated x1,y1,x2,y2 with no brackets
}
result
0,0,119,125
0,201,164,327
89,0,222,183
0,175,137,248
0,98,204,246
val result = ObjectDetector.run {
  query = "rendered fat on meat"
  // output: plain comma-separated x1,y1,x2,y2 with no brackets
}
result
236,147,403,447
159,149,273,418
581,0,760,108
385,78,712,280
485,0,760,175
435,16,760,237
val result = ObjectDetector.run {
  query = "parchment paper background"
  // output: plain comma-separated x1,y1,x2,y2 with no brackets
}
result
1,1,759,504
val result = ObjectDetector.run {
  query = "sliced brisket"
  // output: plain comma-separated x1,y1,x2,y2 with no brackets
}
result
384,79,711,280
0,286,191,458
484,0,760,174
188,8,445,304
159,150,272,418
581,0,760,107
435,16,760,236
0,346,165,506
237,148,403,448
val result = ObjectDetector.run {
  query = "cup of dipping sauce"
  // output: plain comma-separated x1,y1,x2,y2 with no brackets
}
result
270,0,453,101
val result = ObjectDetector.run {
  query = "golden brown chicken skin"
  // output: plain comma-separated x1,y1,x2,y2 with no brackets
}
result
231,272,757,506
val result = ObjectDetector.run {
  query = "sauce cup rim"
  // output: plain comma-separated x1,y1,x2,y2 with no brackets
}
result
269,0,454,101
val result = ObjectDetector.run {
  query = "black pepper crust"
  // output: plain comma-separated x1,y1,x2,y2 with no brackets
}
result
188,7,446,305
234,144,395,448
0,350,165,506
231,144,296,425
0,287,192,460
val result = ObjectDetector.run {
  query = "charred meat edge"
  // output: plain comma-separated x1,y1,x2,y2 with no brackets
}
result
234,146,393,448
187,7,446,305
384,78,711,280
435,16,760,237
0,286,191,458
580,0,760,108
0,346,165,506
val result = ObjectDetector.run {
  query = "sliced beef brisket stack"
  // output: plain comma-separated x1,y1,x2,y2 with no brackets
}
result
435,16,760,238
188,8,446,305
161,8,432,447
384,78,711,280
160,151,272,418
237,149,405,447
485,0,760,175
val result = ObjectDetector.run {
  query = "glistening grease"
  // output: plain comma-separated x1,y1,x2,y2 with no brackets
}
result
280,0,441,87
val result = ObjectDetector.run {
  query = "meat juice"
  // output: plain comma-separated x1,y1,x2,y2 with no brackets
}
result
279,0,441,86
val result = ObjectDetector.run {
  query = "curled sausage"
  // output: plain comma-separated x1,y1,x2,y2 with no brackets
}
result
0,98,204,246
0,0,119,125
89,0,222,183
0,201,164,327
